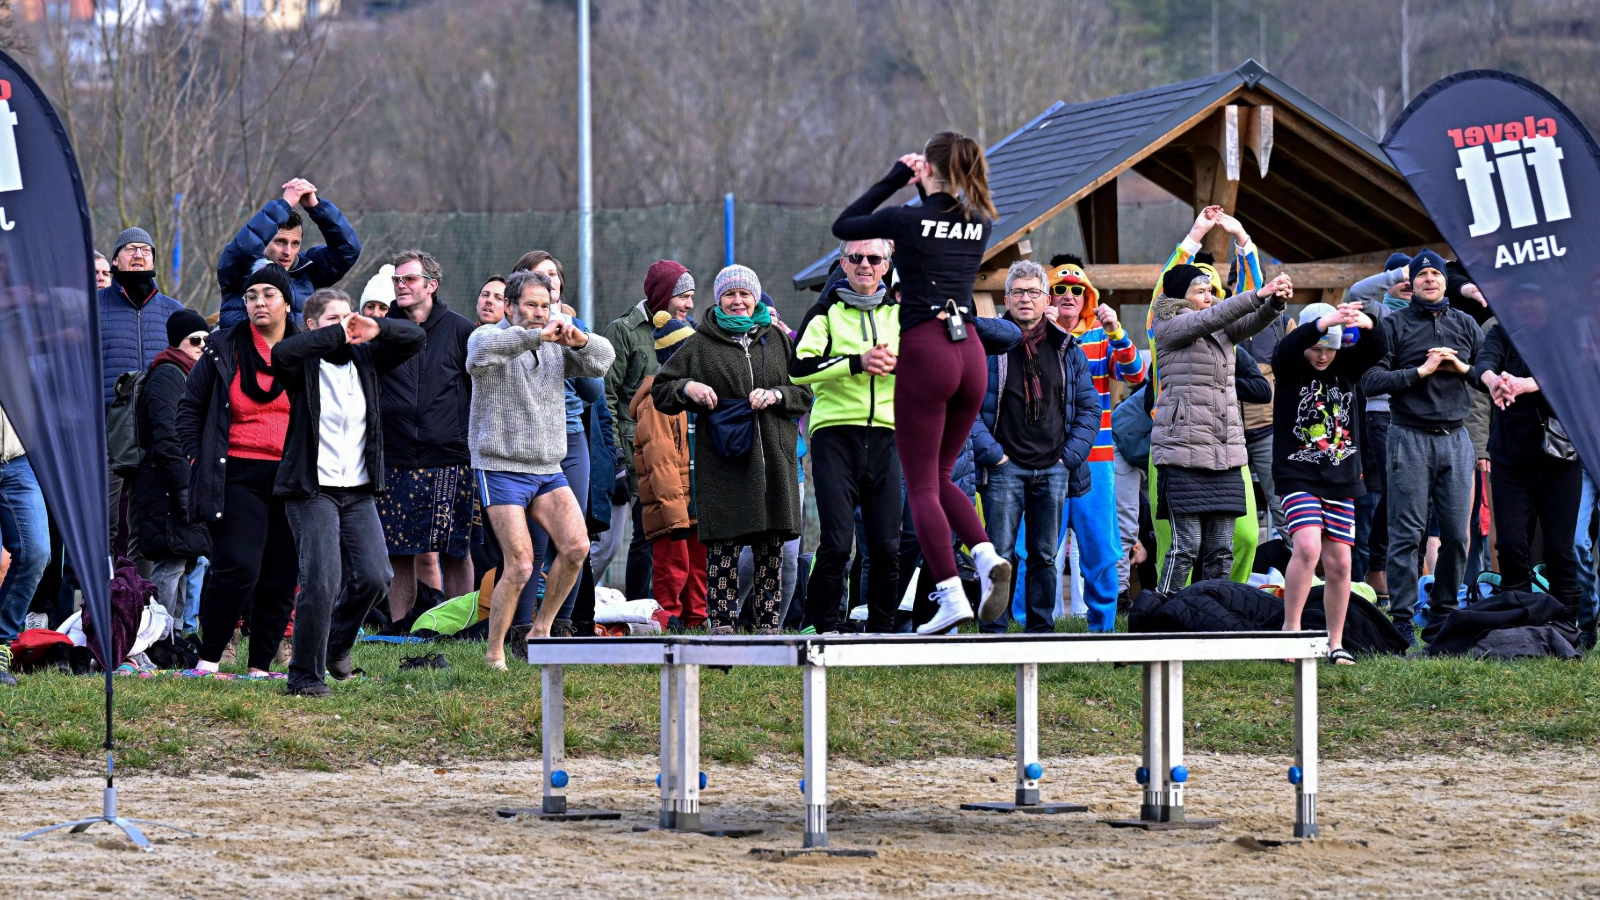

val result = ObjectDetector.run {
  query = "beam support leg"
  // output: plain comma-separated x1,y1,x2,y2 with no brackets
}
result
802,664,828,848
659,664,680,828
672,664,702,831
1015,663,1040,805
1139,661,1165,821
1160,660,1186,822
1294,657,1321,838
542,664,567,814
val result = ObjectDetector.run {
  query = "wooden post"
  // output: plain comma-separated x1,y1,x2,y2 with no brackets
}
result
1076,179,1120,265
1192,146,1239,260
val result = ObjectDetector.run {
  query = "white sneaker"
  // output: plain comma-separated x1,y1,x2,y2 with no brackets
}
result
971,542,1014,624
916,579,974,635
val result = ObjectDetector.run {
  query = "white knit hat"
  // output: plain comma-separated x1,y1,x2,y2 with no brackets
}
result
361,264,395,308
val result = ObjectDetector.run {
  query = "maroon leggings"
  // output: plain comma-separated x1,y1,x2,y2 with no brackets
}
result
894,319,991,583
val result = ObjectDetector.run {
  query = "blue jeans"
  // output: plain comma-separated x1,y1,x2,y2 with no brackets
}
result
0,456,50,644
979,460,1069,634
1576,469,1599,632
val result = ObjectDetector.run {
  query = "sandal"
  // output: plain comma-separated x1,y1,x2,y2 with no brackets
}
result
1328,648,1357,666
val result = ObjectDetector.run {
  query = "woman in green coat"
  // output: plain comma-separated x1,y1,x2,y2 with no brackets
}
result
653,265,813,634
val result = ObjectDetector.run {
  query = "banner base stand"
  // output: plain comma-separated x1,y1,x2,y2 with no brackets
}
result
17,786,196,852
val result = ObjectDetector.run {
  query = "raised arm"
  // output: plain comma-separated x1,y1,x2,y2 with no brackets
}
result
466,324,543,373
831,162,914,242
1153,289,1274,353
216,200,292,292
560,332,617,379
299,198,363,289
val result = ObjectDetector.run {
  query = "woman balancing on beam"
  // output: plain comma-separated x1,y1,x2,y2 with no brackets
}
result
832,132,1016,634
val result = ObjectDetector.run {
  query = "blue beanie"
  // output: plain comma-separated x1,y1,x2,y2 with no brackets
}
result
1410,248,1447,279
1384,252,1412,273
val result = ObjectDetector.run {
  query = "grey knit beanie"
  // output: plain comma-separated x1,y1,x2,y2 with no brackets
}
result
114,227,155,258
713,264,762,301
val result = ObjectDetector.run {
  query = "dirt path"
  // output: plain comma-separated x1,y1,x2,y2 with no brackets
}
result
2,750,1597,898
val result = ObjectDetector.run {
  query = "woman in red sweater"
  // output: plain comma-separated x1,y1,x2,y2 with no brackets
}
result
177,264,299,676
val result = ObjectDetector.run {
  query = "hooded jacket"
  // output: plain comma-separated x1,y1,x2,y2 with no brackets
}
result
379,298,476,469
630,374,695,539
215,198,362,328
1049,264,1148,462
651,321,813,543
98,280,185,407
789,275,900,432
1149,288,1286,471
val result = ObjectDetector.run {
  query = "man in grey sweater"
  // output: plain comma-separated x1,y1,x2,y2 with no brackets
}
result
467,270,615,666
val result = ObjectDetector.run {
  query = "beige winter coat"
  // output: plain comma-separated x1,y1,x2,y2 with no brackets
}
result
1150,289,1285,471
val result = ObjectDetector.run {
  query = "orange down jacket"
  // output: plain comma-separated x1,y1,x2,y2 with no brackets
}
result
630,375,694,539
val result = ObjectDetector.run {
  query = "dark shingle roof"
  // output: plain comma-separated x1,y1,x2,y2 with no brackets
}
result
795,60,1410,289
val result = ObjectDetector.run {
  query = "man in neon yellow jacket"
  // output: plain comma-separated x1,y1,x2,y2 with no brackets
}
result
1145,206,1267,584
791,239,902,632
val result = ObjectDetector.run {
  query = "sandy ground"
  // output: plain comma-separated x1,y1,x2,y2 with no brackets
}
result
1,751,1597,899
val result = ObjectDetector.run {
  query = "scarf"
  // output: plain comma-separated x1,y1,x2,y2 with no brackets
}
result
835,285,886,311
1415,295,1450,314
234,323,286,404
710,303,771,334
112,269,158,307
1018,319,1051,423
150,346,197,376
1382,292,1409,312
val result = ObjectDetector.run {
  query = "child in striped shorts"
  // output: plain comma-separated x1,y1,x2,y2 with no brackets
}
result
1271,301,1388,665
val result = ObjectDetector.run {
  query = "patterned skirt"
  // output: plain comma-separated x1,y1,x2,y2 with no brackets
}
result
376,465,479,557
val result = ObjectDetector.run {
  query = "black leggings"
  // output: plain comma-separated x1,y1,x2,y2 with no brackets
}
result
198,457,298,669
707,536,783,630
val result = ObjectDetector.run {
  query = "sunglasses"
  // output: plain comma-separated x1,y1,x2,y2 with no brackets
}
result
1052,283,1087,297
845,254,887,267
184,334,206,348
390,273,435,287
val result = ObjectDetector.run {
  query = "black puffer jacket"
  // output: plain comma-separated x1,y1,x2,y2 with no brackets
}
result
1130,580,1407,656
1129,580,1281,633
133,356,209,560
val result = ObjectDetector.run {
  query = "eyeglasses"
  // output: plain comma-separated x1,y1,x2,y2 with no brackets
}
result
184,335,206,347
1006,288,1046,300
845,254,887,267
1052,283,1086,297
391,273,435,287
121,244,153,258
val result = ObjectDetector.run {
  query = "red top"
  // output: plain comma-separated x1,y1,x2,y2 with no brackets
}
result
227,326,289,461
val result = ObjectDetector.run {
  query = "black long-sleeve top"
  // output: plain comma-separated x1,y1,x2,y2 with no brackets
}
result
1358,301,1485,432
832,162,991,332
1471,324,1553,465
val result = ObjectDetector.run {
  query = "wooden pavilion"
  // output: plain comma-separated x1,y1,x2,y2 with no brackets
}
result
794,60,1447,312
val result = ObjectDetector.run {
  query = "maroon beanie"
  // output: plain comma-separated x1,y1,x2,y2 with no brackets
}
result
644,260,694,315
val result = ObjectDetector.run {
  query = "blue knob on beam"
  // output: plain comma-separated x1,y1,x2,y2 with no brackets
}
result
551,770,570,789
1024,762,1043,781
799,778,806,793
1135,767,1149,785
1288,766,1303,785
655,773,662,787
699,772,708,790
1170,766,1188,784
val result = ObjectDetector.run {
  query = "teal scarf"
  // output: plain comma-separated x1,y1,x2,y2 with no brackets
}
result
711,303,771,333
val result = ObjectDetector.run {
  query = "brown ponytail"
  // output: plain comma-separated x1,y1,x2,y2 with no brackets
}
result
924,131,997,222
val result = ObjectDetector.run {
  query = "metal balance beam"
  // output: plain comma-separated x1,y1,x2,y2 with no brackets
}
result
524,631,1328,850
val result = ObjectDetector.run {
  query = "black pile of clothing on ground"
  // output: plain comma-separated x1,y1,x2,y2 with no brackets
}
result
1128,579,1410,656
1422,590,1583,660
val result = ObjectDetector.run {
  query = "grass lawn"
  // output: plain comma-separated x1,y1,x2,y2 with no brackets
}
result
0,628,1595,779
